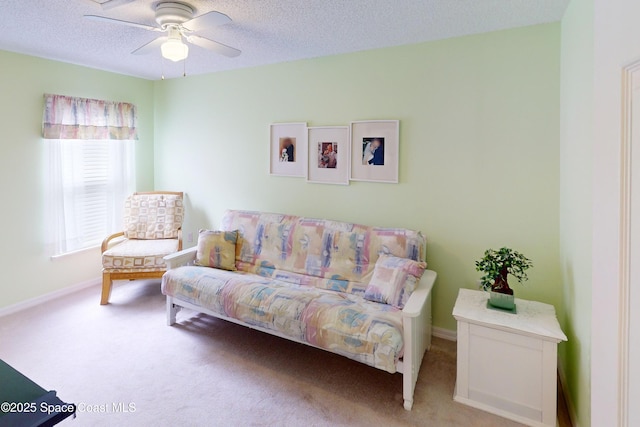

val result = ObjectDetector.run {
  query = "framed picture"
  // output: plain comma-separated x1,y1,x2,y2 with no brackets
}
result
307,126,350,185
270,122,307,177
350,120,400,183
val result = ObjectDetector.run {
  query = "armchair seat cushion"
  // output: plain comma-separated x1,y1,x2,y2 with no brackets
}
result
103,238,180,272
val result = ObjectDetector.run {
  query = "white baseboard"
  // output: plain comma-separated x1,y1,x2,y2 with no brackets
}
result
433,326,457,342
0,277,101,318
557,363,580,427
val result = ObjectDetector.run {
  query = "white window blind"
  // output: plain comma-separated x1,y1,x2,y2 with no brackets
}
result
45,140,135,256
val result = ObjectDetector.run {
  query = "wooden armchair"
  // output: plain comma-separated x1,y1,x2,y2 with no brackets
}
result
100,191,184,305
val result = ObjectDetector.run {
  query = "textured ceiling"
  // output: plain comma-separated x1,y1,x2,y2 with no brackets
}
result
0,0,569,80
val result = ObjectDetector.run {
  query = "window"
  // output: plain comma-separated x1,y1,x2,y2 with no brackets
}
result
43,94,137,257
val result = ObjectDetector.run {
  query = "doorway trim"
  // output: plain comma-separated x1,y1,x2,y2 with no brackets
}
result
618,59,640,427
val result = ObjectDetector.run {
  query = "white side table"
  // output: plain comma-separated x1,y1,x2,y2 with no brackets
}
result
452,289,567,427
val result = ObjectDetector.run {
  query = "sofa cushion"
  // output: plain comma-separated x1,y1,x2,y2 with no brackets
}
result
161,266,404,373
195,229,238,271
124,193,184,239
364,255,427,308
220,210,426,296
103,238,179,272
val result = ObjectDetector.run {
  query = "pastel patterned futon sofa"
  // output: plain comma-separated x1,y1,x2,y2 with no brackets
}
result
161,210,437,410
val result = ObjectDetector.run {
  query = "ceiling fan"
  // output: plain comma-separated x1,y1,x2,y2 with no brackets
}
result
85,1,241,62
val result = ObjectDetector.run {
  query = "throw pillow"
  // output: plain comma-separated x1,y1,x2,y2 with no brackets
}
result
364,255,427,309
195,229,238,271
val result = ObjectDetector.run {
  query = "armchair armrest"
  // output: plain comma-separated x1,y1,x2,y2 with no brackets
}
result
101,231,125,253
402,270,437,318
164,246,197,270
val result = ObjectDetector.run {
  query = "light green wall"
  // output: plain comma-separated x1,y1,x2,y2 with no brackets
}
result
154,23,561,331
559,1,594,427
0,50,154,309
559,0,593,425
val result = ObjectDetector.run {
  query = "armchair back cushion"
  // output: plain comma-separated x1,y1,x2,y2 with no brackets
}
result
124,193,184,239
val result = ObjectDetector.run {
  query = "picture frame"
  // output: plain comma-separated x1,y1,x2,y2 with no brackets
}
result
307,126,350,185
350,120,400,183
270,122,307,177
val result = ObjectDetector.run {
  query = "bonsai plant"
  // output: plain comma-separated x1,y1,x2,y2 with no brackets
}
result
475,247,533,310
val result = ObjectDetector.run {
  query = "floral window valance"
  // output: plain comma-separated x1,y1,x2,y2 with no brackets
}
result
42,94,138,140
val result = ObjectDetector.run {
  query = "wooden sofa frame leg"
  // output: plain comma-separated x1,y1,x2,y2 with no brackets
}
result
401,275,433,410
402,315,427,409
166,297,181,326
100,273,113,305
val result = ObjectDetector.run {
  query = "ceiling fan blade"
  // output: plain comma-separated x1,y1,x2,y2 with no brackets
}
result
183,11,232,32
131,37,168,55
187,35,241,57
100,0,135,10
84,15,162,32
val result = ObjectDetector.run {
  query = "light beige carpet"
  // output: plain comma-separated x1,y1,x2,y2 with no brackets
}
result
0,280,567,426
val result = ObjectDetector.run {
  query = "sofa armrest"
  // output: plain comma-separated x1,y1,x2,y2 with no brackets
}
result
164,246,197,270
402,269,437,318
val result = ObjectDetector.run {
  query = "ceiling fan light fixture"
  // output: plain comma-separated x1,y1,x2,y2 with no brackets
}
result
161,34,189,62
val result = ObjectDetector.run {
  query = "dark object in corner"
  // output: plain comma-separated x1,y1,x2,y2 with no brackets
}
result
0,359,76,427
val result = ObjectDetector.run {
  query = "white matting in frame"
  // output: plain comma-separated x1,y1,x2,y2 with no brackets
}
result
270,122,307,177
350,120,399,183
307,126,350,185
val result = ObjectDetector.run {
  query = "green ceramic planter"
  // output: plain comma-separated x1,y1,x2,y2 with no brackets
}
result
488,291,516,311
